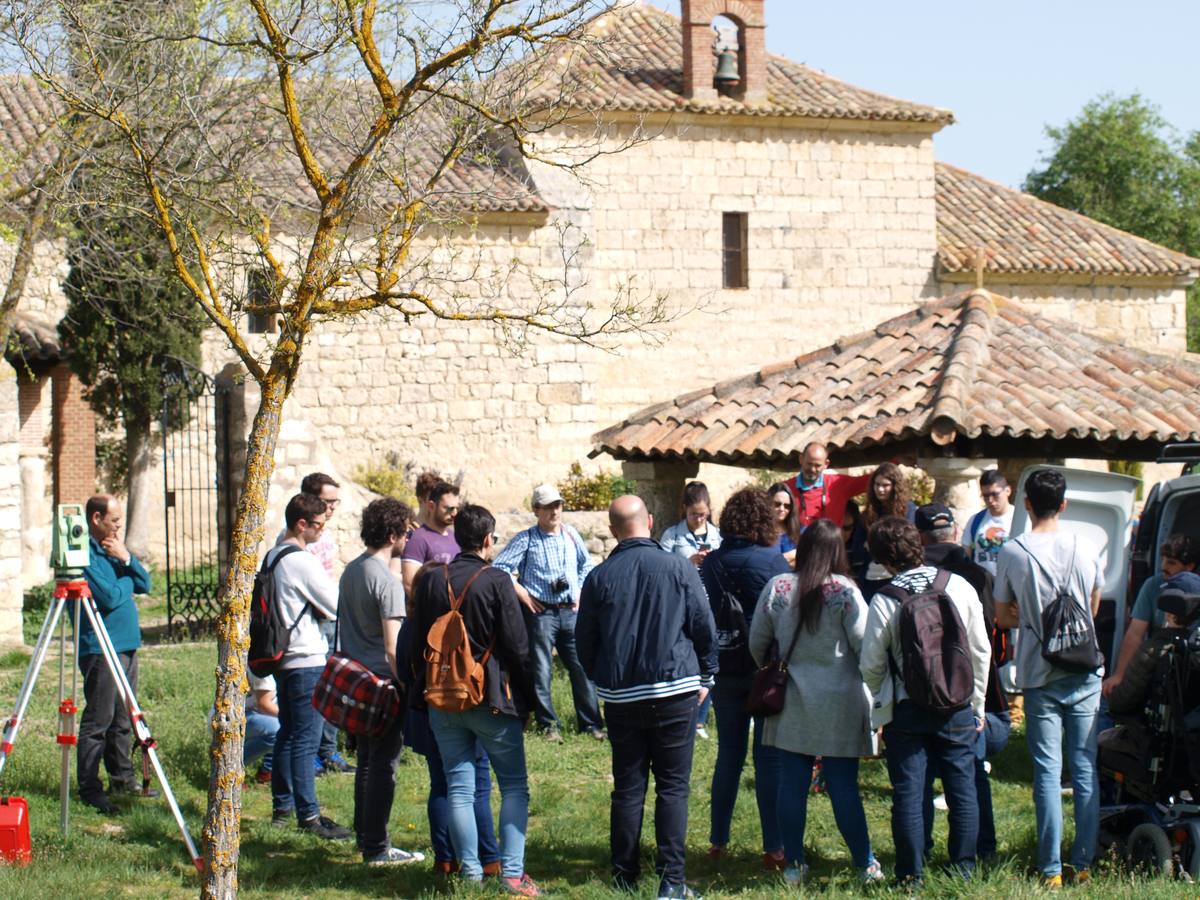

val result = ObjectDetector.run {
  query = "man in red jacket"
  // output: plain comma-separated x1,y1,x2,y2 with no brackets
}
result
786,443,872,530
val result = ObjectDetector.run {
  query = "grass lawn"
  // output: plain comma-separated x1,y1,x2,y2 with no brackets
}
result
0,640,1187,898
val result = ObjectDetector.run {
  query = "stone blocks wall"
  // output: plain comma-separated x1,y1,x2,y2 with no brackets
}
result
0,361,25,645
947,280,1189,351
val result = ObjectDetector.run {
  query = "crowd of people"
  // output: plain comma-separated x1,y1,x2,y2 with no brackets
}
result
68,441,1200,897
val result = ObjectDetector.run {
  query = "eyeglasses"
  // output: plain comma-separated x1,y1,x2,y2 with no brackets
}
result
491,533,499,543
323,499,340,510
443,506,460,515
773,501,792,510
405,528,415,540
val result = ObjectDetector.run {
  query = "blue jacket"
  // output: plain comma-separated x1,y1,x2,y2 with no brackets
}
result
699,537,791,625
77,536,150,658
577,537,717,702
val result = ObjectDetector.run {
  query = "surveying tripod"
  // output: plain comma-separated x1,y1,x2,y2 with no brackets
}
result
0,573,202,871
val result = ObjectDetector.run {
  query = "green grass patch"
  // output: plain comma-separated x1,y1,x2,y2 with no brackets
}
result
0,642,1187,897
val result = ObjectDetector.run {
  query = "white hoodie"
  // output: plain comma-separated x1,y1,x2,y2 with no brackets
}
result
265,544,339,670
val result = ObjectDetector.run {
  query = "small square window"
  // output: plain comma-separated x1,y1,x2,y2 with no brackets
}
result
246,269,277,334
722,212,748,289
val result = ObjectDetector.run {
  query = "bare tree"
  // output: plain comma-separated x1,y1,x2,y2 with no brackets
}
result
3,1,662,895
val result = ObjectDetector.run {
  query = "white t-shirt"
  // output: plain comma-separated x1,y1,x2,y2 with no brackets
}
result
994,531,1105,690
962,506,1015,576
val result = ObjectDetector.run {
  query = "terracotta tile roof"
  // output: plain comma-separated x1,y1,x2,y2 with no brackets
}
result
5,311,62,364
0,76,545,216
0,75,66,204
593,289,1200,465
936,162,1200,278
535,4,952,124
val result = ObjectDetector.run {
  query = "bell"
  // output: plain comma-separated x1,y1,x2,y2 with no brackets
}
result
713,49,740,86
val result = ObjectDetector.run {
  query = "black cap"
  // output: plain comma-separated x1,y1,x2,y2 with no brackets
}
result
914,502,955,532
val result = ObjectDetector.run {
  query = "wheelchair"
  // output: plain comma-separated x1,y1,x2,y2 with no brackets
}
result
1098,589,1200,880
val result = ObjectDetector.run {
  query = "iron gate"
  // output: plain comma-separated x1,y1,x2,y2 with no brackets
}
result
161,357,234,638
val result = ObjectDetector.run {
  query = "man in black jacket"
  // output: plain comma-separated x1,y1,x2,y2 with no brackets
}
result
577,495,717,900
409,504,538,896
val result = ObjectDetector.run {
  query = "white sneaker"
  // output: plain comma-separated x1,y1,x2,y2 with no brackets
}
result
983,760,992,774
782,864,808,886
933,793,949,811
696,725,709,740
365,846,425,866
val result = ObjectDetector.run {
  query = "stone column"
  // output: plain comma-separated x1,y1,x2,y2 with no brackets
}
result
919,457,985,527
0,361,25,645
621,458,700,539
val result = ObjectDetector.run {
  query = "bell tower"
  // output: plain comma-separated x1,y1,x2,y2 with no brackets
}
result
680,0,767,103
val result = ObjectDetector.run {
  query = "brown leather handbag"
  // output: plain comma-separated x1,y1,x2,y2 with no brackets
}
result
744,612,803,717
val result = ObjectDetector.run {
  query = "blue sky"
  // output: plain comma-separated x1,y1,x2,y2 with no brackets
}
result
644,0,1200,188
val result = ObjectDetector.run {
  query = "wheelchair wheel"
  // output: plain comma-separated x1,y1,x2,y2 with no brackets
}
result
1127,823,1175,878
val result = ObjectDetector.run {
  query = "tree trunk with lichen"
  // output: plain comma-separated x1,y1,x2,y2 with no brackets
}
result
200,374,287,899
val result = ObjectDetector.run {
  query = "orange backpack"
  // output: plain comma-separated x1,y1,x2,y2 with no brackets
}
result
424,567,492,712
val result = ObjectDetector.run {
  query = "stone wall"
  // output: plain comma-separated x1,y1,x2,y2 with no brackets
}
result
942,279,1190,352
0,361,25,645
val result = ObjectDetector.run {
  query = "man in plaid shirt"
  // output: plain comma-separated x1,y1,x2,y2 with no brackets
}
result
494,484,604,742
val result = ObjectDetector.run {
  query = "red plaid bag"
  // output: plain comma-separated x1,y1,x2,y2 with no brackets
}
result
311,654,402,738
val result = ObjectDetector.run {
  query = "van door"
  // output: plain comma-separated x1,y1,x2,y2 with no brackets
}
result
1011,465,1139,667
1131,473,1200,601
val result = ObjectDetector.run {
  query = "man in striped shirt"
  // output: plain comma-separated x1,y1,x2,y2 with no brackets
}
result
577,496,717,900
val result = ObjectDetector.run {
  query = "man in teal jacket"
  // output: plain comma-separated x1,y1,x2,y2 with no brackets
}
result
76,494,152,814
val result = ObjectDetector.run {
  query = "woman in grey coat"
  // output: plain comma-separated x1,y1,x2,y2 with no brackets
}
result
750,519,882,886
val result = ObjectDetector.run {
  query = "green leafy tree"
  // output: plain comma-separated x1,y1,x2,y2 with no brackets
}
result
59,214,205,557
1024,93,1200,351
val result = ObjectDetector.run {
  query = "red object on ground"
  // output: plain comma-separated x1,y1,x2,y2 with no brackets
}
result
0,796,31,865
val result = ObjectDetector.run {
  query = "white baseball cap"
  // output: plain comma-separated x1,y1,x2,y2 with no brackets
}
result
531,484,564,508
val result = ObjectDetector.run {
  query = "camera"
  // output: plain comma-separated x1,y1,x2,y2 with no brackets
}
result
550,577,570,595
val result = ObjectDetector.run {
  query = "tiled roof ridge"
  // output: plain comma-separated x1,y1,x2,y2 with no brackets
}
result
928,289,996,444
566,3,952,124
935,160,1200,277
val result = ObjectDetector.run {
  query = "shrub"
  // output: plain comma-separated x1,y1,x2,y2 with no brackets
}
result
556,463,636,511
355,452,418,506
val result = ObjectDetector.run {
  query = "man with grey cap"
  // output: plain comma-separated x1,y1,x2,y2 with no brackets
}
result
493,484,603,741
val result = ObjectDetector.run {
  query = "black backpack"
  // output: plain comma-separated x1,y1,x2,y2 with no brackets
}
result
708,559,755,678
1016,536,1103,674
879,569,975,713
247,545,307,677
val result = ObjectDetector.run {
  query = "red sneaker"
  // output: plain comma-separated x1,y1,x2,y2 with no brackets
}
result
501,873,542,897
763,850,786,871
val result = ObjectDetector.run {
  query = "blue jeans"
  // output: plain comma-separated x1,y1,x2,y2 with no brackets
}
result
605,693,697,895
777,752,875,869
244,708,279,772
883,702,978,880
709,674,782,852
430,708,529,880
272,666,324,822
526,606,602,732
923,711,1011,858
1025,672,1101,877
425,739,501,866
317,620,338,761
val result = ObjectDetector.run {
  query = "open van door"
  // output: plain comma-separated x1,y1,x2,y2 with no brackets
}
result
1011,465,1138,669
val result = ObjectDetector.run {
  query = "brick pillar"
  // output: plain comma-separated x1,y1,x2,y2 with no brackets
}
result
50,363,96,505
681,0,766,102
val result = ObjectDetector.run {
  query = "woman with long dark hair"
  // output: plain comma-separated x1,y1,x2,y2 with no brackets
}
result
767,482,800,566
699,487,792,870
749,519,881,885
860,463,916,596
